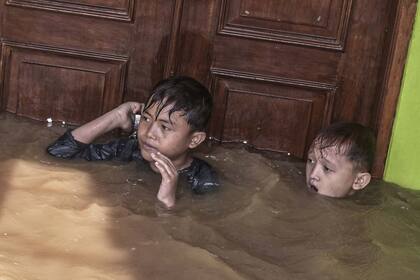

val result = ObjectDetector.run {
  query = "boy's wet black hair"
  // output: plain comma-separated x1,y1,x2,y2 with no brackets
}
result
144,76,213,132
312,122,376,172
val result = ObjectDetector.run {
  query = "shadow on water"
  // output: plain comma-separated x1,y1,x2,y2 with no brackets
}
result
1,112,420,279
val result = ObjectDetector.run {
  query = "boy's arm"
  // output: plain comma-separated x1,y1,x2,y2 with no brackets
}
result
47,102,143,160
47,131,138,161
72,102,143,144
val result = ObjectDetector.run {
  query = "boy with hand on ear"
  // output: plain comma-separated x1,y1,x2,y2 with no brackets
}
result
306,122,376,198
47,76,218,208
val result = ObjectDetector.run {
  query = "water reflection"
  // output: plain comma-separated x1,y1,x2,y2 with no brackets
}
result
0,112,419,279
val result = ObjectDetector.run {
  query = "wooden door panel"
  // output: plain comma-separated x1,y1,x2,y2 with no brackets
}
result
5,0,135,21
2,5,132,54
223,91,312,157
213,36,340,84
206,0,344,156
2,43,127,124
219,0,352,49
210,74,333,157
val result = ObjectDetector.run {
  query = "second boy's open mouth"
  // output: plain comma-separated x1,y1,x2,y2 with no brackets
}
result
308,184,318,193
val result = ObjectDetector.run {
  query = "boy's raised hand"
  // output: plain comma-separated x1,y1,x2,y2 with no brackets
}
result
115,102,143,132
152,152,178,208
72,101,143,144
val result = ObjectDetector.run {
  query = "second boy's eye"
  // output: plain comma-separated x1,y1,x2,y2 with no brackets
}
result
323,165,333,173
307,158,315,164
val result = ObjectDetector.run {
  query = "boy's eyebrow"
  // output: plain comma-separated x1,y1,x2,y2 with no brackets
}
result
320,157,337,168
144,108,175,126
158,118,173,126
143,110,152,116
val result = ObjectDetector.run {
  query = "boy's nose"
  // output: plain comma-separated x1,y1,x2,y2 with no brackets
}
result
146,124,157,140
309,165,320,181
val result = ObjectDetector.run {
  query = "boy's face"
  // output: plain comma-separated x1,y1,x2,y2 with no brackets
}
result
137,102,202,166
305,145,363,197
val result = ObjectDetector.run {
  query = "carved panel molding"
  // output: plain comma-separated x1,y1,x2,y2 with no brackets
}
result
209,68,336,157
1,42,128,124
6,0,135,21
218,0,353,50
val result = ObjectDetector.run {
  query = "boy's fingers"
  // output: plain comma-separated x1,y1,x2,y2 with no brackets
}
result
154,161,168,176
155,161,177,180
152,153,176,170
132,104,140,114
156,160,176,177
152,153,177,177
134,102,144,112
127,102,142,114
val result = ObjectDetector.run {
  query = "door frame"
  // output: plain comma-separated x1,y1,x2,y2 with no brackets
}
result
373,0,417,177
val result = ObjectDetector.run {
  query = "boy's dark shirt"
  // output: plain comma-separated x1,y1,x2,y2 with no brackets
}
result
47,131,219,194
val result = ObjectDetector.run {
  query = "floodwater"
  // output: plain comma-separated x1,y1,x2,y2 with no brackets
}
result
1,113,420,280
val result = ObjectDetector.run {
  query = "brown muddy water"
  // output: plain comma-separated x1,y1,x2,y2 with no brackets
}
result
0,112,420,280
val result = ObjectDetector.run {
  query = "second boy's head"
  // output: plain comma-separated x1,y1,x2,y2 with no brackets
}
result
306,122,376,198
137,76,212,166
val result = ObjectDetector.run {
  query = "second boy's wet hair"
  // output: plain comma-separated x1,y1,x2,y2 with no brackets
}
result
312,122,376,172
144,76,213,132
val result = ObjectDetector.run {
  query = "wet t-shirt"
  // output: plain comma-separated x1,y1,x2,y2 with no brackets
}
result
47,131,219,194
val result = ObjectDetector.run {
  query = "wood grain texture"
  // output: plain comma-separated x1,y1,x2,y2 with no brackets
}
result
6,0,135,21
2,42,127,124
218,0,353,50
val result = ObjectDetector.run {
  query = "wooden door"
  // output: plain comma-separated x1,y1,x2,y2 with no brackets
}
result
0,0,416,177
174,0,389,157
171,0,416,176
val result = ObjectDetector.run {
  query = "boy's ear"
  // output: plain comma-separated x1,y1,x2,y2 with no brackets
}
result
189,131,206,149
352,172,371,191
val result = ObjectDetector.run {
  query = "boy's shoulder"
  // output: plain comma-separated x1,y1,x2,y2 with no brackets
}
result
180,157,219,194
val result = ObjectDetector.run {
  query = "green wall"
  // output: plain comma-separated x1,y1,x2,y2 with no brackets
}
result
384,5,420,190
